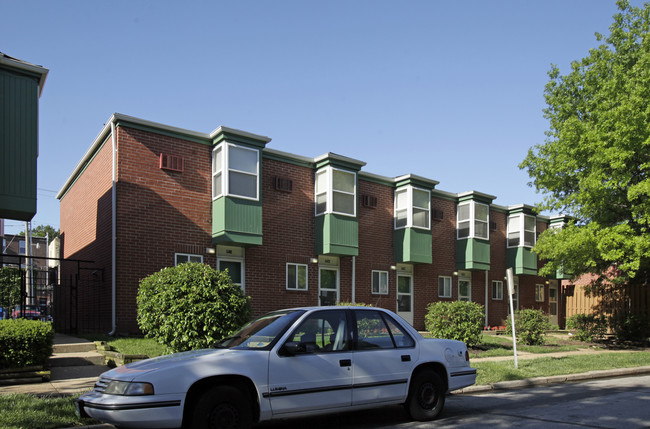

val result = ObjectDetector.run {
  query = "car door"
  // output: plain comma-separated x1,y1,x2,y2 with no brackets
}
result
268,310,353,415
351,309,417,405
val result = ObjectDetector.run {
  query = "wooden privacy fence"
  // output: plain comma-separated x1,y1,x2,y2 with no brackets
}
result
564,282,650,320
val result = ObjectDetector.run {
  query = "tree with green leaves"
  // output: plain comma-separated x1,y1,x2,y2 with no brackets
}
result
17,224,59,240
0,267,22,311
521,1,650,295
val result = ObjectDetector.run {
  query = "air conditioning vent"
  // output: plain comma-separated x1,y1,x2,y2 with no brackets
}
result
361,195,377,208
274,176,293,192
159,153,184,172
432,209,444,220
490,222,497,231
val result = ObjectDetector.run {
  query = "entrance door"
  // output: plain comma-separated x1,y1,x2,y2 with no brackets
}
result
549,281,559,326
396,274,413,325
319,268,339,306
218,259,244,290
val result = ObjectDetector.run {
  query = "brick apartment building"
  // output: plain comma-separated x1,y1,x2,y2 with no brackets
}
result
57,113,570,335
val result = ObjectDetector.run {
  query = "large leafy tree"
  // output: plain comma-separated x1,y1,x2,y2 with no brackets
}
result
521,1,650,292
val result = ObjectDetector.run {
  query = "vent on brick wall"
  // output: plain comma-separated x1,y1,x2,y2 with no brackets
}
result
490,221,497,231
274,176,293,192
361,195,377,208
159,153,184,172
432,209,444,221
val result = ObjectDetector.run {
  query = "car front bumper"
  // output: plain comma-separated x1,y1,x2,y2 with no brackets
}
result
76,391,184,429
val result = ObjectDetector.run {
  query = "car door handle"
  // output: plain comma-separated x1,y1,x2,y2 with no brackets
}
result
339,359,352,367
401,355,411,362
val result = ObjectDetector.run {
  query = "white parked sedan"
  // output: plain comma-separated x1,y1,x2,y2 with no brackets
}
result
76,306,476,429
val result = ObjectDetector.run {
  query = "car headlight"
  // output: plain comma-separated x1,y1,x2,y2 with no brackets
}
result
104,380,154,396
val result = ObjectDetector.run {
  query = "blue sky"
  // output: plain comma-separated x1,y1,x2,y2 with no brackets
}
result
1,0,638,234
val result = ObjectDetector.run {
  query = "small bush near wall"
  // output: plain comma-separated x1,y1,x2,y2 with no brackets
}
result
424,301,484,347
566,313,608,342
137,262,252,352
507,309,553,345
609,312,650,342
0,319,54,369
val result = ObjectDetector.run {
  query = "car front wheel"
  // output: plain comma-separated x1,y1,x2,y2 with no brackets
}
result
191,386,252,429
405,369,445,421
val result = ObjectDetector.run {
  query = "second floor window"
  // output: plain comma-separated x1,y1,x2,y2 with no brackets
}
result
457,201,489,240
212,144,259,201
315,167,356,216
507,214,536,248
395,186,430,230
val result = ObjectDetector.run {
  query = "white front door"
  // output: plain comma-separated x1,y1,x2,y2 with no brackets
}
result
319,267,339,306
396,274,413,325
549,281,559,326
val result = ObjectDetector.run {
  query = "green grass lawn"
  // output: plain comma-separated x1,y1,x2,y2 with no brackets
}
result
470,332,587,358
0,393,96,429
473,351,650,385
80,334,171,357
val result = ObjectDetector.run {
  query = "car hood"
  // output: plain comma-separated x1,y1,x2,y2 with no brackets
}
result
100,348,230,381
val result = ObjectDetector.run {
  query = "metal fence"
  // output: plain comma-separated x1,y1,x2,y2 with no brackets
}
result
0,254,109,334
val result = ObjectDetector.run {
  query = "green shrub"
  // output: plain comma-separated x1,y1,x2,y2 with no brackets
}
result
566,313,608,342
609,312,650,342
137,263,252,352
507,308,552,345
0,319,54,369
424,301,484,347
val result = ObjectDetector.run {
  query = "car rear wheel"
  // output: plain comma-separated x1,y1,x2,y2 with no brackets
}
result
405,369,445,421
191,386,252,429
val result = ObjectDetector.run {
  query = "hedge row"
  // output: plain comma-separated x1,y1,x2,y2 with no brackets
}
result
0,319,54,369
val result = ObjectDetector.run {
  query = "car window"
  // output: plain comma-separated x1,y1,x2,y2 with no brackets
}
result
287,310,349,352
217,310,304,350
354,310,414,349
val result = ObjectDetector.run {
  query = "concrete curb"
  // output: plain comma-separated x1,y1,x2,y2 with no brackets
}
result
455,365,650,394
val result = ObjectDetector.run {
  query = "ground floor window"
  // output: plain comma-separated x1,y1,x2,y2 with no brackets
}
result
438,276,452,298
492,280,503,300
372,270,388,295
535,284,545,302
287,263,308,290
175,253,203,265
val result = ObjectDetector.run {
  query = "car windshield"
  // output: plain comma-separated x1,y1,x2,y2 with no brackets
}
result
215,310,305,350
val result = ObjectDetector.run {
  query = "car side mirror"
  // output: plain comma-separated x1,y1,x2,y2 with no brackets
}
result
281,341,306,356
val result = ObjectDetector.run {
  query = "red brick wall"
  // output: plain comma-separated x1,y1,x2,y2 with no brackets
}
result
59,135,113,332
245,158,317,314
113,126,214,334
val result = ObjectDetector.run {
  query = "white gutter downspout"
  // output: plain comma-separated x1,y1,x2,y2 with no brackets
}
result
485,270,489,328
351,256,356,303
109,120,117,336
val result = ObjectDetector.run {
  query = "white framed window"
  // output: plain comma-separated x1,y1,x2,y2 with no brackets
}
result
19,240,26,255
492,280,503,300
394,186,430,230
457,201,489,240
315,167,356,217
458,270,471,302
507,214,536,248
287,263,308,291
175,253,203,265
372,270,389,295
535,284,545,302
438,276,452,298
212,143,259,201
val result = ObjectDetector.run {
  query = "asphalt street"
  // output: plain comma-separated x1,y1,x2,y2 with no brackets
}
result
254,374,650,429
